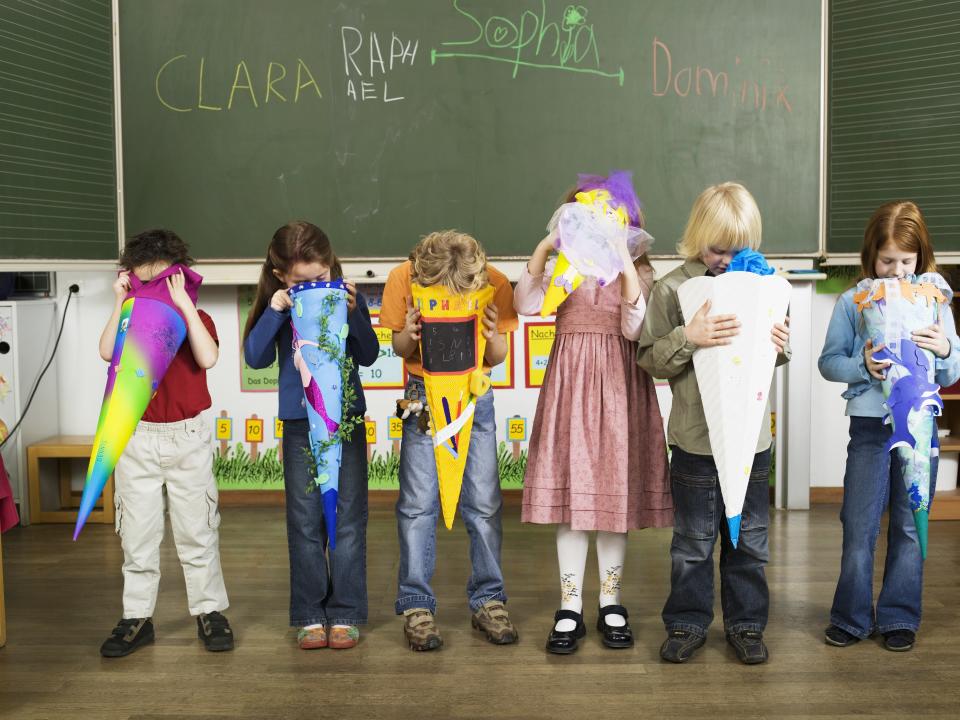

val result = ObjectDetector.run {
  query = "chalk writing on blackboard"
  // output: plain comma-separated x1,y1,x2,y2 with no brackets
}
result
155,55,323,112
421,317,478,374
342,27,419,103
431,0,624,85
651,37,793,113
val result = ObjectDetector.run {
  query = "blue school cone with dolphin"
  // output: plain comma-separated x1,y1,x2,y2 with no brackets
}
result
289,280,350,549
855,274,951,559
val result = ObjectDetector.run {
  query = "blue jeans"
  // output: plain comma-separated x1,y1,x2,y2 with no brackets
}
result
282,418,368,626
395,376,506,614
830,416,933,638
662,446,771,637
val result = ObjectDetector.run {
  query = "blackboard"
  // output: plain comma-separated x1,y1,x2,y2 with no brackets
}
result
0,0,117,260
828,0,960,255
421,317,477,374
118,0,822,260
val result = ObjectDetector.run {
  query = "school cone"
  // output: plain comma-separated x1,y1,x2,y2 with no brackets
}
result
75,267,202,539
856,276,951,560
412,283,495,529
677,272,791,548
540,253,584,317
289,280,349,549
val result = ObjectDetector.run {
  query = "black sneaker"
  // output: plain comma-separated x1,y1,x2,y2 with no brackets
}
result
726,629,769,664
882,629,915,652
100,617,154,658
197,611,235,652
659,629,706,663
824,624,860,647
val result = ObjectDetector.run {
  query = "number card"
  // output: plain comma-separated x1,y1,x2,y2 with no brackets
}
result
506,415,527,442
215,416,233,441
245,416,264,443
388,416,403,440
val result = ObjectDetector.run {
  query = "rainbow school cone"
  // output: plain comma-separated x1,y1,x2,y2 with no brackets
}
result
289,280,349,549
412,283,495,529
74,266,200,539
855,274,951,559
677,271,791,548
540,252,585,317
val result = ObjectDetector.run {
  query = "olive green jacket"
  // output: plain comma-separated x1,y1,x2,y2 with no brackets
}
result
636,259,791,456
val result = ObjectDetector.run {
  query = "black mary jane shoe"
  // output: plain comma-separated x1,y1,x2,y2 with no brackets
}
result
546,609,586,655
597,605,634,649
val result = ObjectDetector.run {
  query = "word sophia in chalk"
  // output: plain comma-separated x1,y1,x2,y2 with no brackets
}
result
341,27,419,102
155,55,322,112
432,0,624,85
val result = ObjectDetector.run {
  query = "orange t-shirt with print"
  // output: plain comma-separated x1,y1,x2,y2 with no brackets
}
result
379,260,518,377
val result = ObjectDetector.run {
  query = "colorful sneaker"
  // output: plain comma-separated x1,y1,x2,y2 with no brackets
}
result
403,608,442,651
100,617,154,658
471,600,518,645
329,625,360,649
297,625,328,649
197,611,235,652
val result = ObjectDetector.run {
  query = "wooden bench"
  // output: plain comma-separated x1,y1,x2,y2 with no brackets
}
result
27,436,114,525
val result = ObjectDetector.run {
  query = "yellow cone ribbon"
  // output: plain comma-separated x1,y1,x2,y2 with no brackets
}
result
412,283,496,529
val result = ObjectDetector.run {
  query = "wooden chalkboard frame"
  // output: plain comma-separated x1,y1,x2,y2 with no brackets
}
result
112,0,826,263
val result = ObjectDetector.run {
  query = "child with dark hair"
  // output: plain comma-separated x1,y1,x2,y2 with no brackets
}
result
99,229,233,658
243,221,378,650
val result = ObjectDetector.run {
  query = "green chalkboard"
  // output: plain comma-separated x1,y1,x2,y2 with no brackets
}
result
0,0,117,260
828,0,960,255
119,0,822,260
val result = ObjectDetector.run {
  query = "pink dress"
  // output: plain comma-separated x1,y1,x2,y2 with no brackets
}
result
517,266,672,533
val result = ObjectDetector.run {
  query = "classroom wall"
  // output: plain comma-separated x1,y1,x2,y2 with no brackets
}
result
45,267,851,491
50,270,676,468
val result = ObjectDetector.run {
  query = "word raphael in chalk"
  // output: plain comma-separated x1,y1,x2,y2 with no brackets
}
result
342,27,419,103
651,37,793,113
155,56,322,112
432,0,624,85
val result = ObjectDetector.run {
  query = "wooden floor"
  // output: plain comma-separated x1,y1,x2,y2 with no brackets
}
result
1,503,960,720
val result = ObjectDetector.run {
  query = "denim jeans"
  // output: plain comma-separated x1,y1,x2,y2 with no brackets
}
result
662,446,771,637
282,418,368,627
830,416,933,638
395,376,506,614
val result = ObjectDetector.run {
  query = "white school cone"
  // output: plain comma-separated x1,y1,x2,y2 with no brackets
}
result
677,273,791,547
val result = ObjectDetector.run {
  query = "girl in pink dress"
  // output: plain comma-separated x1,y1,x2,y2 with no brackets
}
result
516,176,672,654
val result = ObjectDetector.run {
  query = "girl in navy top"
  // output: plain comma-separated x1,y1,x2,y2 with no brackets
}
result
243,221,378,650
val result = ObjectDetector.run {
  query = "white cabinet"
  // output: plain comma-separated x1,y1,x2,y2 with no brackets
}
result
0,300,60,526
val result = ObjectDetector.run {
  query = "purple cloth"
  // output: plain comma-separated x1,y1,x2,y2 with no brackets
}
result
124,264,203,320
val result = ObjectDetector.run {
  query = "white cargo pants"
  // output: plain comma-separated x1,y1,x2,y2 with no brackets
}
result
114,414,229,618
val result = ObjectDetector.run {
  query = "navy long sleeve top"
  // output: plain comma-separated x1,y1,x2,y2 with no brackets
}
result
243,292,379,420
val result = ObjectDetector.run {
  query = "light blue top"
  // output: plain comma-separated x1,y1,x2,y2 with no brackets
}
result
818,286,960,417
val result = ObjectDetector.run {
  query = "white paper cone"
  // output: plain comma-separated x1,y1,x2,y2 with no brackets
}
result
677,273,791,546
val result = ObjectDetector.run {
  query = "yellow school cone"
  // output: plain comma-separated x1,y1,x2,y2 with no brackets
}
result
412,283,496,529
540,252,584,317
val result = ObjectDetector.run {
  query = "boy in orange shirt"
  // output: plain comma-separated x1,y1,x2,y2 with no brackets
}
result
379,230,519,651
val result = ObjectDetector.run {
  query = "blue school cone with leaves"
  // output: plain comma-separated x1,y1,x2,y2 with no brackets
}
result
289,280,351,549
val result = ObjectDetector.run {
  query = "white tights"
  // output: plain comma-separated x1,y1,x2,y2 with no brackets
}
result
555,524,627,632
